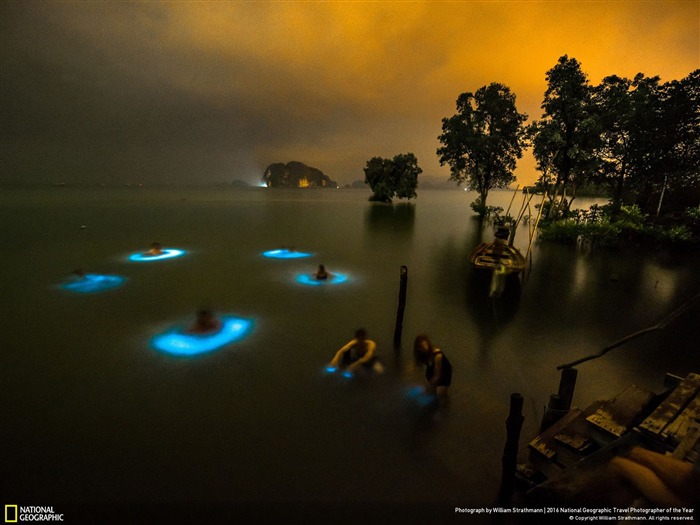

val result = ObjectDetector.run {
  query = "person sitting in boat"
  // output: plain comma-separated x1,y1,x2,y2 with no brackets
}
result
314,264,331,280
329,328,381,374
493,226,510,252
186,309,222,334
414,335,452,400
147,242,163,256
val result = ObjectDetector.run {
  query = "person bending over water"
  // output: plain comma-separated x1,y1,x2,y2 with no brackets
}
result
187,309,222,334
329,329,382,374
414,335,452,399
314,264,330,280
148,242,163,255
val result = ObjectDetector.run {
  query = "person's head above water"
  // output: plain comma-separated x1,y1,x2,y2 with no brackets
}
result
149,242,163,254
188,308,221,333
315,264,329,279
413,334,433,361
354,328,367,341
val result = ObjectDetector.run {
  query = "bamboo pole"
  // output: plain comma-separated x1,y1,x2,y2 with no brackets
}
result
525,193,547,260
505,184,520,217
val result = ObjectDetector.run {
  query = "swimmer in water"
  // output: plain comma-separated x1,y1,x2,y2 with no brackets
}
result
314,264,330,280
147,242,163,256
414,335,452,400
329,328,383,374
186,309,222,334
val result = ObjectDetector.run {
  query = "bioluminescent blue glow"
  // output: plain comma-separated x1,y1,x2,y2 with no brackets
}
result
405,385,438,408
296,272,349,286
60,274,126,293
151,315,254,356
323,365,354,379
128,248,186,262
262,249,313,259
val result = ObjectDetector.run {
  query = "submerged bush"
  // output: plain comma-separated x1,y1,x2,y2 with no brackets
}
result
470,197,503,218
539,202,696,249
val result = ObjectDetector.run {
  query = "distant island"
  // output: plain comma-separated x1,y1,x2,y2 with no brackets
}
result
262,161,338,188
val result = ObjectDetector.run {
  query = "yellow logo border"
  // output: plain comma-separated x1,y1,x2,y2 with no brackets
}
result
5,505,18,523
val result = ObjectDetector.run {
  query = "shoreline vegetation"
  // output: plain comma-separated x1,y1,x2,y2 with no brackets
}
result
518,183,700,249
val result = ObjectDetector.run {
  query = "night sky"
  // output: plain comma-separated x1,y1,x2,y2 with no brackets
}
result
1,1,698,187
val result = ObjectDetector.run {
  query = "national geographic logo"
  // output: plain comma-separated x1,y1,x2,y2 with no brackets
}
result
4,506,64,522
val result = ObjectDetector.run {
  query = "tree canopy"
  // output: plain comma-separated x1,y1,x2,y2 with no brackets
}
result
528,56,699,217
363,153,422,202
437,82,527,214
528,55,599,207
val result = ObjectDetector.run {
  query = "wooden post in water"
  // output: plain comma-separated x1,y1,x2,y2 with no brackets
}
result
557,367,578,412
393,266,408,348
499,393,524,504
540,394,566,433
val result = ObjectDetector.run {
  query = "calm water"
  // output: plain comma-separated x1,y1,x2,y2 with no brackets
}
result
1,186,699,523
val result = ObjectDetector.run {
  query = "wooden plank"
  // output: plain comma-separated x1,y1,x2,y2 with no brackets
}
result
640,373,700,436
529,409,581,460
662,392,700,444
585,385,654,437
670,418,700,460
554,431,594,453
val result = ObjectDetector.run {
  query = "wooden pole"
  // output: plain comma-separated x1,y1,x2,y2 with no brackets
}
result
540,394,565,432
393,266,408,348
557,367,578,412
499,393,524,504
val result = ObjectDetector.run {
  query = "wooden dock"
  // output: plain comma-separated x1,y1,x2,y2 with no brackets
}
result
522,373,700,505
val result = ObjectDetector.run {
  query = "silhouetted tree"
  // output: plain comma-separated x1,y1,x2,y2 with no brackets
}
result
363,153,421,202
437,82,527,215
591,74,636,216
591,70,699,216
529,55,599,211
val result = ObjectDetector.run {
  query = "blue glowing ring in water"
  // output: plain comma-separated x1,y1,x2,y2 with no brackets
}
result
128,248,186,262
296,273,349,286
60,274,126,294
151,315,254,356
262,249,313,259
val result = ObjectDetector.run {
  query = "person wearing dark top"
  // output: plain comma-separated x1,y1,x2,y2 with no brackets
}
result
414,334,452,399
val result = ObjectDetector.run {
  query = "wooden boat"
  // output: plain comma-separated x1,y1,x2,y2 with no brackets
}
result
469,227,526,274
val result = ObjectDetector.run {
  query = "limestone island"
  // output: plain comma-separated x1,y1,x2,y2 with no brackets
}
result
262,161,338,188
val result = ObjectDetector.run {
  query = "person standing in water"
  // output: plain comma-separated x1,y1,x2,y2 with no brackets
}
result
329,328,382,374
414,335,452,399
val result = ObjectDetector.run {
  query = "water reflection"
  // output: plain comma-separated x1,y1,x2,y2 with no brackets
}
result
364,202,415,237
465,268,522,352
